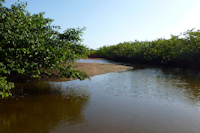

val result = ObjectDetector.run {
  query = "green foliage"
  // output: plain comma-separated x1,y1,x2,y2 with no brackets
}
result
0,77,13,99
97,29,200,69
0,1,90,98
89,49,100,58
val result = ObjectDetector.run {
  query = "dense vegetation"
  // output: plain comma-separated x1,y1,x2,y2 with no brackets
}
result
88,49,99,58
94,29,200,70
0,1,90,98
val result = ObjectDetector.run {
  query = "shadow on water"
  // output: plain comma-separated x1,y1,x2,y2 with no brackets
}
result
0,81,90,133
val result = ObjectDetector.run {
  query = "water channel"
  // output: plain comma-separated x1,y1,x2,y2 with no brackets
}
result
1,59,200,133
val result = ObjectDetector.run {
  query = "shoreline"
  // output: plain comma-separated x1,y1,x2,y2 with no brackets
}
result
50,58,133,81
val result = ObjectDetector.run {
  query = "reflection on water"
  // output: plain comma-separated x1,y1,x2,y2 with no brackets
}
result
0,82,90,133
1,61,200,132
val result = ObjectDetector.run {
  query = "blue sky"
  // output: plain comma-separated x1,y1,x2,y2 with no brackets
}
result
3,0,200,49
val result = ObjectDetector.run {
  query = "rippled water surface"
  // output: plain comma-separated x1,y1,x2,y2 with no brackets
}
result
1,59,200,133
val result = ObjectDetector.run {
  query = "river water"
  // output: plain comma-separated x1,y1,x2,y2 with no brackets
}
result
1,59,200,133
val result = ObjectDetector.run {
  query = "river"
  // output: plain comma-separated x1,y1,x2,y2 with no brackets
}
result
1,59,200,133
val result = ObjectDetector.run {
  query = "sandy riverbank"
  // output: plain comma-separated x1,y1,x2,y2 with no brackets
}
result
51,58,133,81
73,62,132,76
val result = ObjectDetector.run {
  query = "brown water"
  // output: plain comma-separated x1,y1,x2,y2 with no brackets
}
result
1,60,200,133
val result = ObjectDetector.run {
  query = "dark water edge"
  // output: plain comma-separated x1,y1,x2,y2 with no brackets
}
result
1,59,200,133
99,56,200,71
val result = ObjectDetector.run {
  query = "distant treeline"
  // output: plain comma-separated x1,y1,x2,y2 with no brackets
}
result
90,29,200,70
